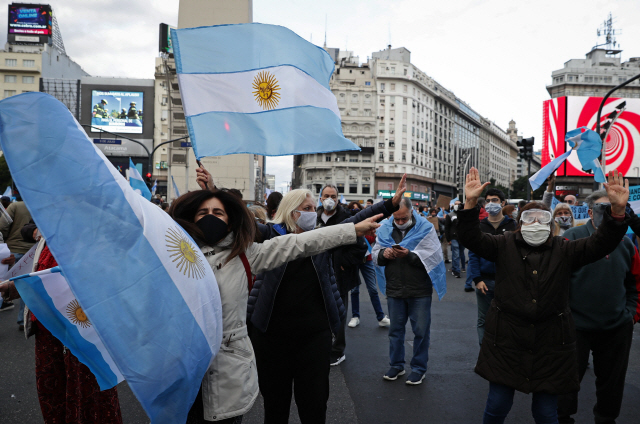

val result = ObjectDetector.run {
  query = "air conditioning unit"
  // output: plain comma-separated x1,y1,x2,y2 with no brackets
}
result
161,118,167,121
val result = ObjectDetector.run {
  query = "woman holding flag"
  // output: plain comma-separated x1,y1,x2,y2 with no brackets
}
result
457,167,630,424
170,189,381,424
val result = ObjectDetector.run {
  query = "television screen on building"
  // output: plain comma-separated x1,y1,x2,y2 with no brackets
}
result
159,23,174,54
542,96,640,177
8,4,52,36
90,90,144,134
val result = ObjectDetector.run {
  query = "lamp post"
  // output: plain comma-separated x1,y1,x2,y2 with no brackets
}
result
635,166,639,185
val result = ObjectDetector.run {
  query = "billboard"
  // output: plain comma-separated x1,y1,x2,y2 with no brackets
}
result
159,23,174,54
90,90,144,134
542,96,640,177
8,4,52,36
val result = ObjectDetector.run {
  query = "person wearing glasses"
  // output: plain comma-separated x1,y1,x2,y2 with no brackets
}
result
457,167,630,424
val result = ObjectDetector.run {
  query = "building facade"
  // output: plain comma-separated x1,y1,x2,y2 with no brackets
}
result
266,174,276,190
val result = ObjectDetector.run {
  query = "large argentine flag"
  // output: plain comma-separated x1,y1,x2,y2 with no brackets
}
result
129,158,152,201
12,267,124,390
0,93,223,424
171,23,360,159
372,210,447,300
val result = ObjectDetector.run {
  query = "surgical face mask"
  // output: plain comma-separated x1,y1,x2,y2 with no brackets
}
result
520,222,550,246
295,210,317,232
395,217,412,230
322,198,336,212
453,204,460,211
591,203,610,228
555,215,572,228
485,202,502,216
196,214,229,246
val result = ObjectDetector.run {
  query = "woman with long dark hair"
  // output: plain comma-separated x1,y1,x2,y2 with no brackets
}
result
458,168,629,424
170,189,380,424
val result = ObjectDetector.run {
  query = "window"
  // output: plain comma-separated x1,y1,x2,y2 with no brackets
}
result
365,81,371,86
349,184,358,194
23,59,35,68
402,153,406,162
5,59,17,67
4,90,16,98
362,155,371,163
403,125,407,133
362,184,370,194
325,155,331,162
391,67,395,74
379,152,384,160
389,153,394,161
339,93,345,102
404,69,408,76
337,184,345,193
364,109,371,116
390,83,396,90
380,83,385,91
403,85,408,93
4,75,16,83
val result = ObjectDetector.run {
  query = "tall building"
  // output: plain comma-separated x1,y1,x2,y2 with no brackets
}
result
292,50,377,202
154,0,266,201
266,174,276,190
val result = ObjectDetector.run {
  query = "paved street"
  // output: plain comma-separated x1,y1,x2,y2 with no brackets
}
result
2,264,640,423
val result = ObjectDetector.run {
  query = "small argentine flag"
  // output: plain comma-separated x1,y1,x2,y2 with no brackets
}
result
171,23,360,159
171,175,180,198
128,158,152,201
12,267,124,390
151,179,157,196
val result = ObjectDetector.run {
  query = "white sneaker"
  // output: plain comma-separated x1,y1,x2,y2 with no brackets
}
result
348,317,360,328
378,316,390,327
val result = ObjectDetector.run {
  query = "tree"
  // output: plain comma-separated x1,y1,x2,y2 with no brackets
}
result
511,175,546,201
481,178,511,200
0,155,12,192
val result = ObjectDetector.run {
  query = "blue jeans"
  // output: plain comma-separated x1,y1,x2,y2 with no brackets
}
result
351,260,386,321
483,382,558,424
450,239,466,274
387,296,432,375
11,253,25,325
476,279,495,345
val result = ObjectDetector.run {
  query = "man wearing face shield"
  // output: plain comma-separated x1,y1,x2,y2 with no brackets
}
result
556,190,640,424
457,167,630,424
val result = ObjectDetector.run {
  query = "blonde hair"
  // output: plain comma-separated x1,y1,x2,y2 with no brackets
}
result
248,205,267,224
273,189,316,232
552,203,575,236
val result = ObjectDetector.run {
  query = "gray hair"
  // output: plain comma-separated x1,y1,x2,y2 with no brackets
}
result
399,197,412,210
585,189,608,210
477,197,486,207
320,184,339,197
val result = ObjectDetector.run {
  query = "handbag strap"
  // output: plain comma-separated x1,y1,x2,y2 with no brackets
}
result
239,252,255,293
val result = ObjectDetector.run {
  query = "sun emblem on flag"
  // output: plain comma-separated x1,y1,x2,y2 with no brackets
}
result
166,227,206,279
66,299,91,328
252,71,281,110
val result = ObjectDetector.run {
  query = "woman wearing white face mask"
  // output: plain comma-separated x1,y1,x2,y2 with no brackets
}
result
551,203,575,236
456,168,630,424
247,189,388,423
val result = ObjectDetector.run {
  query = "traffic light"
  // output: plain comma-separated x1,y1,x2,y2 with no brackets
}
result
517,137,534,161
145,172,152,188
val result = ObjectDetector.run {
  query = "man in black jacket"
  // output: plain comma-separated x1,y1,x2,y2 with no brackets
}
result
445,200,466,278
317,181,406,366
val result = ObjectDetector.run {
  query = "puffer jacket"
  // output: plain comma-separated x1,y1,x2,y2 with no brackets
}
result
457,205,628,395
198,224,357,421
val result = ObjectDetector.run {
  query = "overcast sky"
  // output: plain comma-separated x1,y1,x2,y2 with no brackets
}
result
2,0,639,191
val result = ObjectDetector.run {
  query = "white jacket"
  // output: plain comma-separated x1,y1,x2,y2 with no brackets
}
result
199,223,357,421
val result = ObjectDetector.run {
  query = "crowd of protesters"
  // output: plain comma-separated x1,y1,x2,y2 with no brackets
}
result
1,165,639,424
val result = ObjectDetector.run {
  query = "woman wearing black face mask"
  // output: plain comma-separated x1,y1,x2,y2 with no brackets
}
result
170,190,382,424
457,168,630,424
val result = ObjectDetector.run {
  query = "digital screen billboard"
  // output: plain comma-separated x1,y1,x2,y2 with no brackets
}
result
91,90,144,134
8,4,52,36
542,96,640,177
159,23,174,54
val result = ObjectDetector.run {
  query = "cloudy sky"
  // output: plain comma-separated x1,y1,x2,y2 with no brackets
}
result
2,0,638,191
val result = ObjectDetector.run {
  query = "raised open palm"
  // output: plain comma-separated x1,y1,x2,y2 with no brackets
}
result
603,169,629,214
465,167,490,201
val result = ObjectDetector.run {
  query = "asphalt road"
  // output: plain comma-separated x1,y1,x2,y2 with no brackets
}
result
1,261,640,423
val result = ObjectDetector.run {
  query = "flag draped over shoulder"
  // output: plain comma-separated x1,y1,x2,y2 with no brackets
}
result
12,267,124,390
372,210,447,300
0,92,223,424
171,23,360,159
529,127,606,190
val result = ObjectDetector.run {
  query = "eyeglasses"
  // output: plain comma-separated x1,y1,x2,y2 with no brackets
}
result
486,198,502,203
520,209,552,225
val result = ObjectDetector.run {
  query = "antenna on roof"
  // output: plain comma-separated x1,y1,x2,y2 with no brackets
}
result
594,12,622,55
388,22,391,47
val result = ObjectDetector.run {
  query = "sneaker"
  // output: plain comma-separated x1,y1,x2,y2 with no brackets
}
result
383,367,406,381
330,354,346,366
0,301,14,312
461,269,466,273
348,317,360,328
18,324,24,332
378,316,390,327
444,260,451,264
464,287,474,292
453,273,461,278
405,372,426,385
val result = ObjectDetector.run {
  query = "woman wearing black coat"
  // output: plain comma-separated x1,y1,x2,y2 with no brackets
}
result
458,168,630,424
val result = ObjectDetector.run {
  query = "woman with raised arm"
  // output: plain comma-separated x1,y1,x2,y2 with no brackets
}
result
456,168,630,424
170,189,380,424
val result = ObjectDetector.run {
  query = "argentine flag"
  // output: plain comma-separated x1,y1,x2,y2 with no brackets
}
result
372,210,447,300
0,92,223,424
129,158,152,201
12,267,124,390
171,23,360,158
151,179,158,196
171,175,181,198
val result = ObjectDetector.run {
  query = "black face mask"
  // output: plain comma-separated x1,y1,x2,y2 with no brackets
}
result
195,214,229,246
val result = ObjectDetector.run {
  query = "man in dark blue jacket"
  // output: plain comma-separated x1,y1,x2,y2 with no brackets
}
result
467,188,516,345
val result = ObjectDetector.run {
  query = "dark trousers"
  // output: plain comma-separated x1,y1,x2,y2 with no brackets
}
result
331,285,349,358
251,328,332,424
557,321,634,424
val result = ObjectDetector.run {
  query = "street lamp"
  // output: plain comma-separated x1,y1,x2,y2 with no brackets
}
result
634,166,639,184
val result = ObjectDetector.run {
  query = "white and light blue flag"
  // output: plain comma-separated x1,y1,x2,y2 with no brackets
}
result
2,186,11,197
372,210,447,300
171,175,180,198
529,127,606,190
0,92,223,424
151,179,158,196
12,267,124,390
171,23,360,158
128,158,152,201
